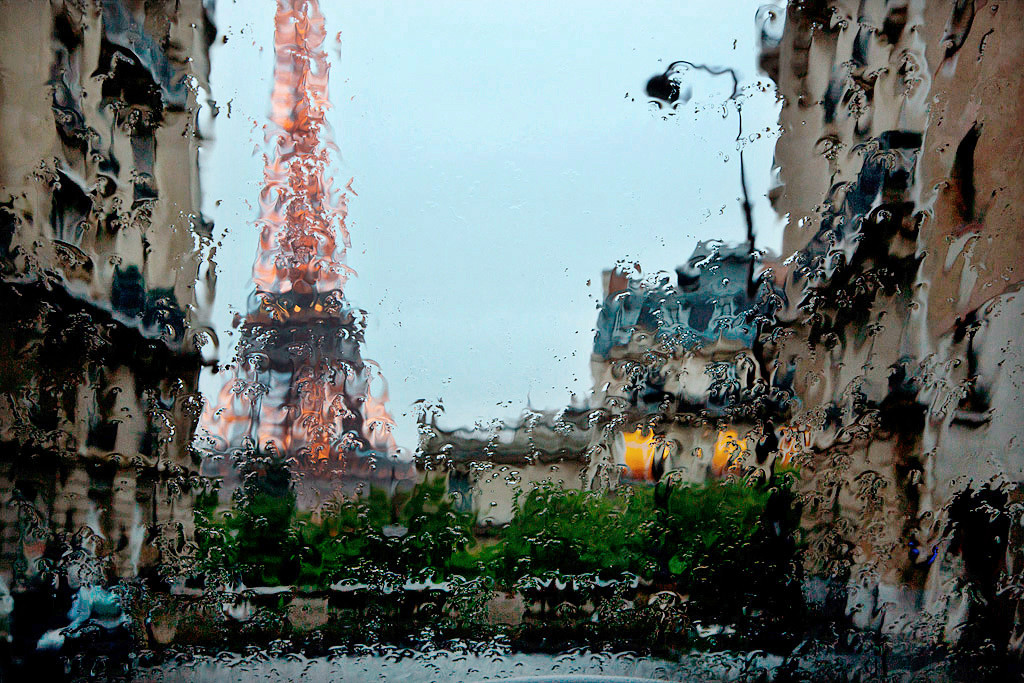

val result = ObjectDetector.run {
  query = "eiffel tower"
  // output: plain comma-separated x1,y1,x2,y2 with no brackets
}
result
202,0,408,504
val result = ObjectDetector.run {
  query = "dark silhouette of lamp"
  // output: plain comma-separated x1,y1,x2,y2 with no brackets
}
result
646,60,756,296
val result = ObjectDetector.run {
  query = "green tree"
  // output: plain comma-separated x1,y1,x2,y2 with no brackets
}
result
494,484,652,583
647,470,803,629
227,450,301,586
297,479,476,586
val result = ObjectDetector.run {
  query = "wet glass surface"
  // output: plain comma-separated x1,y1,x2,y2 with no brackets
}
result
0,0,1022,680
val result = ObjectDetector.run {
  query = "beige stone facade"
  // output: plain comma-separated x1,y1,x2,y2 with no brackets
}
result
418,410,593,526
0,0,215,585
762,0,1024,647
586,242,790,488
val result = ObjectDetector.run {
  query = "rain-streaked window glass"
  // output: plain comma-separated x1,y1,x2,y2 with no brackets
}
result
0,0,1022,680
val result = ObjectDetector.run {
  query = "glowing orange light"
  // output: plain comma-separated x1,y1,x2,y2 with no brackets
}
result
712,429,747,476
621,428,666,480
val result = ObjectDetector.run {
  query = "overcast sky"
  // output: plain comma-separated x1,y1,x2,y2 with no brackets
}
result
198,0,783,452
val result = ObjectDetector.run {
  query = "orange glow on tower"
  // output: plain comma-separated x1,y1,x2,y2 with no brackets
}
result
202,0,401,482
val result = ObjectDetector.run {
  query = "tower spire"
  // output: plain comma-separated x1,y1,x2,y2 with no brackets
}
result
203,0,403,495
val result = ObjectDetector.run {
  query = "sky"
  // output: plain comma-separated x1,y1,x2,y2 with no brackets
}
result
197,0,784,452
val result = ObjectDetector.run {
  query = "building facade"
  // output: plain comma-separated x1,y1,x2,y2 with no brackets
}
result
587,242,791,487
417,409,595,526
760,0,1023,650
0,0,215,586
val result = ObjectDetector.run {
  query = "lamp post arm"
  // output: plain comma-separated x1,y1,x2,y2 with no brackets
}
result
663,60,755,294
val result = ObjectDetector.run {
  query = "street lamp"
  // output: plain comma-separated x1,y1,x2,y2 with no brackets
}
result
646,60,756,297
